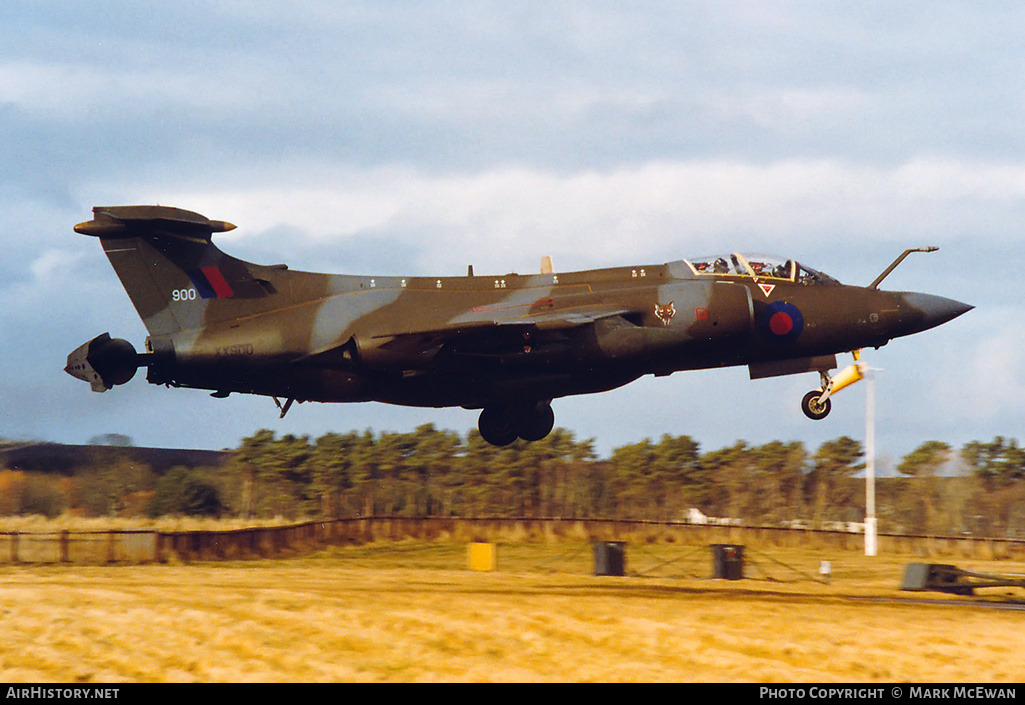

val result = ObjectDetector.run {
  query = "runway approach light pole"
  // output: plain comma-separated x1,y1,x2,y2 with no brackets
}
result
864,245,937,555
864,365,877,557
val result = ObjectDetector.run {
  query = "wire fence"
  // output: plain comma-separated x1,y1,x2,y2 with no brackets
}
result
2,517,1023,564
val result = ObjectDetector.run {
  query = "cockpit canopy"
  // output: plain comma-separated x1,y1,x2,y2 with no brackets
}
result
685,253,840,285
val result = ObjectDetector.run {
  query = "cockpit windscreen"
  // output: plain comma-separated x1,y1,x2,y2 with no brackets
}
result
685,253,840,285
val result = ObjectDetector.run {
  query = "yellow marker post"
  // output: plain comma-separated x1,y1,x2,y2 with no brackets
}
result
467,542,496,571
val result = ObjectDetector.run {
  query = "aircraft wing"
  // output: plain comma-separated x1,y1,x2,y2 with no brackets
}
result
376,302,641,363
300,302,640,368
376,302,639,338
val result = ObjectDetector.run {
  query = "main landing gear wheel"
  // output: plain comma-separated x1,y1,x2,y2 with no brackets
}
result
478,406,519,447
478,402,556,446
801,390,831,421
517,402,555,442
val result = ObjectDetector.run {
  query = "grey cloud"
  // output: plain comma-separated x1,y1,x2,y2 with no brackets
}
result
0,1,1019,459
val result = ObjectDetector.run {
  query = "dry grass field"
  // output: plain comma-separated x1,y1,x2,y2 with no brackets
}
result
1,540,1024,682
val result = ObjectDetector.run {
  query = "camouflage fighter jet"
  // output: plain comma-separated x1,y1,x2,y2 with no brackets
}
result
66,205,972,446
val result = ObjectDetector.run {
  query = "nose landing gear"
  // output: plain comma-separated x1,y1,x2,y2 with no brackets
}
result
801,352,867,421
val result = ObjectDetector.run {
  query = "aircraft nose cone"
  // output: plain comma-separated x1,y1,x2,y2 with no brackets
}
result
897,292,973,336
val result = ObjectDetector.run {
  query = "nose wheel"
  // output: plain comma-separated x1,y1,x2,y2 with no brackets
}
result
801,389,832,420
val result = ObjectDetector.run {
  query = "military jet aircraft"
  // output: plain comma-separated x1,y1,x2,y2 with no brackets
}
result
66,205,972,446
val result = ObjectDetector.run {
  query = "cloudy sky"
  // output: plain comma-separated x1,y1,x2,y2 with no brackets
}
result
1,2,1019,467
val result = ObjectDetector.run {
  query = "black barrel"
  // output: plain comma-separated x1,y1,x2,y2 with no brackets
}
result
593,541,626,576
711,544,744,580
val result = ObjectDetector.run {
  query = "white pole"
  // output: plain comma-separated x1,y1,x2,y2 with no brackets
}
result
865,367,877,556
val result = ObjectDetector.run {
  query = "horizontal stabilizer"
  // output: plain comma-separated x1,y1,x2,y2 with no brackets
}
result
74,206,236,240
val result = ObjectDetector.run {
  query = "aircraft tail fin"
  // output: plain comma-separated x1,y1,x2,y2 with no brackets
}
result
76,206,279,337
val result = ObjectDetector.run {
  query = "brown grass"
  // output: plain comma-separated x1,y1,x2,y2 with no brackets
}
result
0,515,296,533
1,541,1024,682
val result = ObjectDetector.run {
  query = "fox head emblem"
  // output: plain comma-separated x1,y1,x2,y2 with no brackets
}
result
654,302,676,326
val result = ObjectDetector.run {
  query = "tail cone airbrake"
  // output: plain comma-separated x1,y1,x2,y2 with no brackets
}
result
65,333,144,392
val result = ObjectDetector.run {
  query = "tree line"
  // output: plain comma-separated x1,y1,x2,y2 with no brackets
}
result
2,429,1025,537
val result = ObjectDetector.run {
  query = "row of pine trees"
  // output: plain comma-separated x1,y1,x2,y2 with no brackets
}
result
2,428,1024,537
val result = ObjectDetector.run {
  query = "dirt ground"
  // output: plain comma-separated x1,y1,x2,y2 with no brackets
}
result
1,542,1023,682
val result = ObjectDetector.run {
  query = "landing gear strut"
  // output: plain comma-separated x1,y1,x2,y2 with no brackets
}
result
478,401,555,446
801,354,867,421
